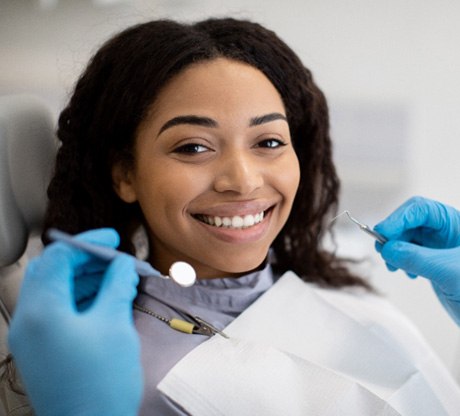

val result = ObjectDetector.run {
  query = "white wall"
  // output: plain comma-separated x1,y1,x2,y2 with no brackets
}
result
1,0,459,379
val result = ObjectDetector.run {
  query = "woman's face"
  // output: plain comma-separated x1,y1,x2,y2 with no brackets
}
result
114,58,300,278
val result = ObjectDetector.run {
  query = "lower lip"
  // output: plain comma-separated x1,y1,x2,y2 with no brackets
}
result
193,209,273,244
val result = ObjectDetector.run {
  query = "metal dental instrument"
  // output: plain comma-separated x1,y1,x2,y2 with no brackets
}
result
331,211,388,244
46,228,197,287
133,303,229,338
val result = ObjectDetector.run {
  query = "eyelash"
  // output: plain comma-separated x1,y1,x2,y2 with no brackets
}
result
173,138,287,155
174,143,210,154
256,138,287,149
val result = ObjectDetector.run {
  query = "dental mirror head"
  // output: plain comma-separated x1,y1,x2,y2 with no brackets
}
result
169,261,196,287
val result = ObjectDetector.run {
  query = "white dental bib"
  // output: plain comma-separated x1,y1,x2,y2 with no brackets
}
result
158,272,460,415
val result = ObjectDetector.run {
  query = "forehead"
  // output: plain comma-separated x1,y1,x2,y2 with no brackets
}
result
145,58,286,127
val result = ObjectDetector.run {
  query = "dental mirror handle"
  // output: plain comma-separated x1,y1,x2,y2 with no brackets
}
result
358,225,388,245
46,229,196,287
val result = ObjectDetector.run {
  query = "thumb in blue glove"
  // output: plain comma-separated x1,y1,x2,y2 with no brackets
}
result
71,228,122,309
374,196,460,326
8,228,143,416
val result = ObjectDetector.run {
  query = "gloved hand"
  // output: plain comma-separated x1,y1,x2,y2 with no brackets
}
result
8,228,143,416
374,196,460,326
72,229,121,310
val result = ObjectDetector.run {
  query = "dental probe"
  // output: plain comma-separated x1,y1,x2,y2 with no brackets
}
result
331,211,388,245
46,228,197,287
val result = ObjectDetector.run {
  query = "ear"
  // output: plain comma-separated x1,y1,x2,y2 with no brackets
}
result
111,163,137,203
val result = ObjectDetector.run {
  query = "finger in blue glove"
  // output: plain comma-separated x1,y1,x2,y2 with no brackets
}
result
8,229,143,416
374,196,460,326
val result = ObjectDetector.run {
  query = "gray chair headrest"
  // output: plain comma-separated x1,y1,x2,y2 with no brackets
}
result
0,95,57,267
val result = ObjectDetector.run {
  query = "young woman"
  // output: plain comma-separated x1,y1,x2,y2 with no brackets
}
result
6,18,460,416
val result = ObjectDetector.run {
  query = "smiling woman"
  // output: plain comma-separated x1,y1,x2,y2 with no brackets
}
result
44,18,359,290
112,58,300,278
5,17,460,416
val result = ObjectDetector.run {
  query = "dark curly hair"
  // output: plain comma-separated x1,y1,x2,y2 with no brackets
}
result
44,17,369,289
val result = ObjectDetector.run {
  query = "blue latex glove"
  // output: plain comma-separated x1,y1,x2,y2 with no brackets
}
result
8,228,143,416
71,230,121,309
374,196,460,326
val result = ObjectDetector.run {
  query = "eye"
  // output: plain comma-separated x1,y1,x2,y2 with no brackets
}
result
256,138,287,149
173,143,210,154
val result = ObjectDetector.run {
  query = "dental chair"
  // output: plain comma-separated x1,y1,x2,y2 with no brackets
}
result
0,95,57,415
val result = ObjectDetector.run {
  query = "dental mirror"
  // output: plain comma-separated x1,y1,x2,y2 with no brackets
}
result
169,261,196,287
46,228,197,287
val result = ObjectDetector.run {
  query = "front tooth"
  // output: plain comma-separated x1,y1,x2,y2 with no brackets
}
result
215,216,222,227
232,216,244,228
222,217,232,227
243,214,255,227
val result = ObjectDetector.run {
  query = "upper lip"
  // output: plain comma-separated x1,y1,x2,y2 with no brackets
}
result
190,200,276,217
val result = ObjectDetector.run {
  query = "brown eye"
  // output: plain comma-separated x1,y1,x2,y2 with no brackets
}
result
174,143,209,154
257,138,286,149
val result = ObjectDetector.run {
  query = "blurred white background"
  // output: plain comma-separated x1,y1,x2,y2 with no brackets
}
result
1,0,459,381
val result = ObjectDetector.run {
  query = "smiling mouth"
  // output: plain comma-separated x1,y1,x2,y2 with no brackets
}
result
192,208,272,229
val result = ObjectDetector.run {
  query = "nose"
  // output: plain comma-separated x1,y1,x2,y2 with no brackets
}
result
213,151,264,195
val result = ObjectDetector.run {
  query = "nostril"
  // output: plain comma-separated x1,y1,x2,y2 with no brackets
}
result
213,169,264,194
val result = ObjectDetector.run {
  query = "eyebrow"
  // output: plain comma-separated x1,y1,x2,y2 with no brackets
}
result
157,112,288,136
158,115,217,136
249,112,287,126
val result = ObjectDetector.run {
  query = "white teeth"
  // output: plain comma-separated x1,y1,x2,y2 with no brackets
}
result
243,214,254,227
198,211,266,229
230,216,242,228
222,217,232,227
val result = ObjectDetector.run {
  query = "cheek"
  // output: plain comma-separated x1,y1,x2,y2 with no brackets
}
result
136,167,209,218
276,153,301,204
